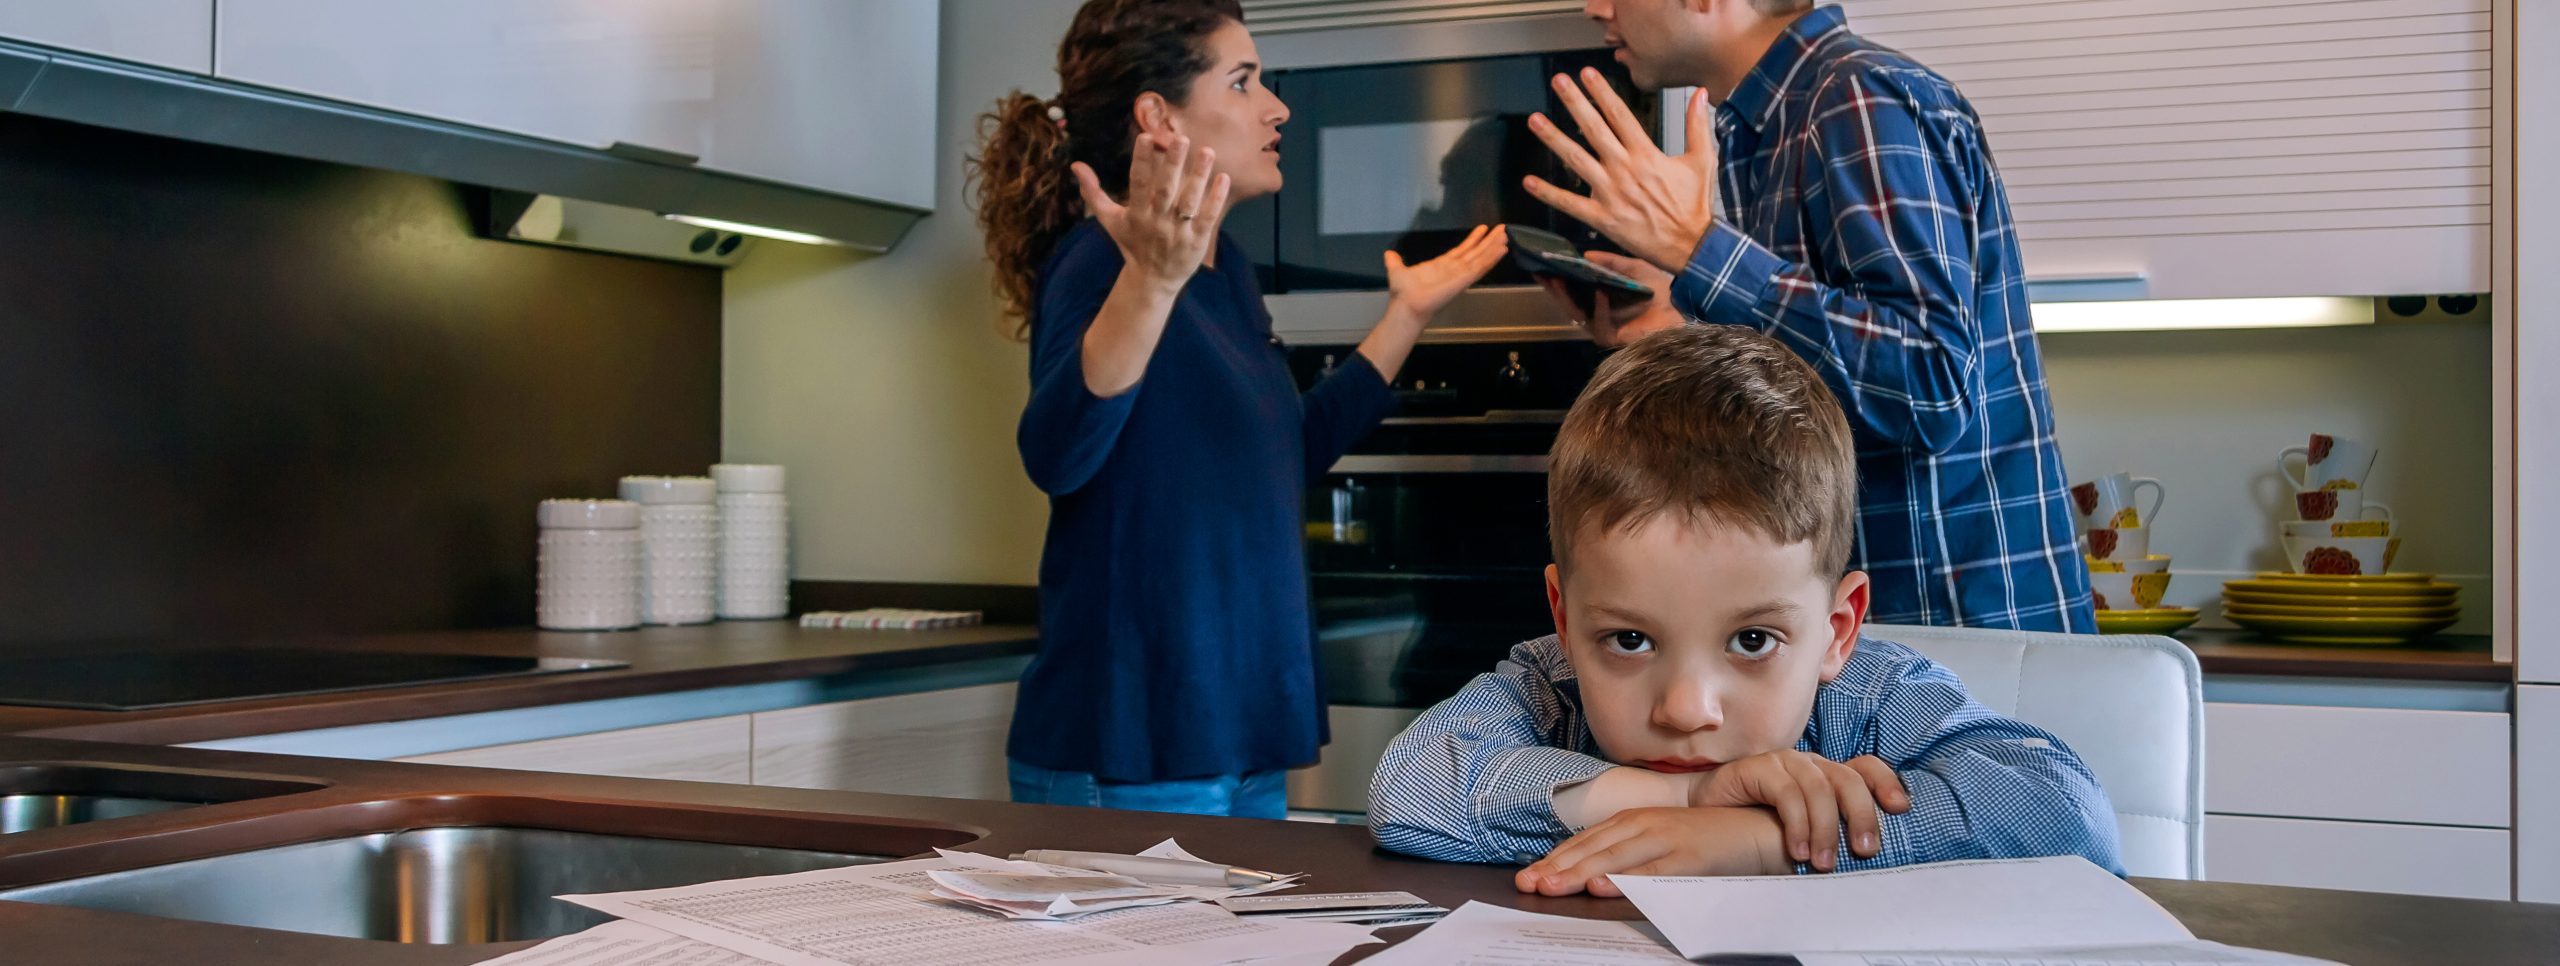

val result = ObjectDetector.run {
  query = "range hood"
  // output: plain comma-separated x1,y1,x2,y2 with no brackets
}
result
0,42,926,263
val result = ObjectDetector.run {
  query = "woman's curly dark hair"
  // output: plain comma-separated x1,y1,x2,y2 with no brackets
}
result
966,0,1244,339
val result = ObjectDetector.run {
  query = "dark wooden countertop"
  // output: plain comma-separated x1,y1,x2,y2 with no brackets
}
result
0,736,2550,965
2177,629,2509,683
0,622,1042,745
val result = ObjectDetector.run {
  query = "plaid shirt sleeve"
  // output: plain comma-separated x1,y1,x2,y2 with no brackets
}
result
1672,68,1988,456
1368,638,1614,864
1811,640,2126,876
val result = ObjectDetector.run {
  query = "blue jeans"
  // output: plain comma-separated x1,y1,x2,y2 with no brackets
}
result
1008,759,1288,819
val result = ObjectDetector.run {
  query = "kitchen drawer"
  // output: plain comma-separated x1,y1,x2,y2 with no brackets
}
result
2205,814,2509,901
1289,705,1423,814
397,713,751,784
2205,702,2508,827
751,683,1015,801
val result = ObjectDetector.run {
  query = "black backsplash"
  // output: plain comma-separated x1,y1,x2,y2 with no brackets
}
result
0,114,722,648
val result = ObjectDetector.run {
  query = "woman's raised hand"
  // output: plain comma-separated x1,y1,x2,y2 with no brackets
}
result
1072,133,1232,293
1384,225,1511,321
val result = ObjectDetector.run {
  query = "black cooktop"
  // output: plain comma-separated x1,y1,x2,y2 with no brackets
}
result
0,648,629,711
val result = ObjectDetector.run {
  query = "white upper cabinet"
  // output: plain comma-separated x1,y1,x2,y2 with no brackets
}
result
0,1,213,73
212,0,937,207
1840,0,2491,298
694,1,938,210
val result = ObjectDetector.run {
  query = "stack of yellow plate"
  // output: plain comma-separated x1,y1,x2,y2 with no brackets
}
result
2094,607,2202,635
2221,573,2460,645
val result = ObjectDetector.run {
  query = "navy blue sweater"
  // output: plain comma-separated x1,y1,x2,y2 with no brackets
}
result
1009,220,1396,782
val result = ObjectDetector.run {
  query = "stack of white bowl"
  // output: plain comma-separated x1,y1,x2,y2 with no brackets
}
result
619,475,719,626
536,499,643,631
713,463,790,619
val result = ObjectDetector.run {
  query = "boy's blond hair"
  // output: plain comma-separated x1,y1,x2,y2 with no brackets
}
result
1548,326,1857,576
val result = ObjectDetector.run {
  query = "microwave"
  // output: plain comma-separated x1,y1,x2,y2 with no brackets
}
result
1226,49,1666,345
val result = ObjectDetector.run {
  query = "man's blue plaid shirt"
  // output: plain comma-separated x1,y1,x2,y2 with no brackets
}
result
1670,5,2093,632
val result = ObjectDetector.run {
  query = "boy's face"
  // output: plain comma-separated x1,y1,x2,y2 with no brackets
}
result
1546,514,1868,773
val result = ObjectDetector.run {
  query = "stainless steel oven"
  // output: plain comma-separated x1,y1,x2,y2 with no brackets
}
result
1286,340,1605,812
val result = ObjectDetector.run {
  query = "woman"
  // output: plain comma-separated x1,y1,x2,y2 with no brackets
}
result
968,0,1507,817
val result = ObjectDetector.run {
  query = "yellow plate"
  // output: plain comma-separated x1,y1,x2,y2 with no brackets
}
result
2225,611,2459,646
2224,601,2460,620
2223,589,2457,609
2224,579,2460,598
2254,571,2433,583
2093,608,2202,635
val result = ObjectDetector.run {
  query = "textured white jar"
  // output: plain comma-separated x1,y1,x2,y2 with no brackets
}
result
619,476,719,626
712,463,789,619
537,499,642,631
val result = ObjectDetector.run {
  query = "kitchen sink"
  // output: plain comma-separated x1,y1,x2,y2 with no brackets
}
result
0,798,980,943
0,763,327,834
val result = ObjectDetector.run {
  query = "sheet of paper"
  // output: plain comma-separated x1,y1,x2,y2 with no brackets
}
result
559,851,1370,966
1360,901,1687,966
1134,838,1306,899
1790,940,2344,965
471,917,1382,966
468,919,781,966
1612,857,2193,957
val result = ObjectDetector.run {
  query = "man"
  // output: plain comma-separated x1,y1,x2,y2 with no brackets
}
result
1523,0,2094,633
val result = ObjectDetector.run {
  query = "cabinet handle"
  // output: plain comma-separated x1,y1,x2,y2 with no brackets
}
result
604,141,702,167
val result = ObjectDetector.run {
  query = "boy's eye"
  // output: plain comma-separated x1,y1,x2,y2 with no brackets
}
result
1727,628,1782,660
1603,631,1654,655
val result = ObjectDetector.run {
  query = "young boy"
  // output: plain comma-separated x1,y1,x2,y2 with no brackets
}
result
1369,326,2122,897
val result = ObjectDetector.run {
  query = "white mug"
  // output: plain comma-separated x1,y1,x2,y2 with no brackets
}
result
2081,525,2150,563
2295,487,2393,525
2279,433,2378,492
2070,472,2166,530
2281,534,2391,577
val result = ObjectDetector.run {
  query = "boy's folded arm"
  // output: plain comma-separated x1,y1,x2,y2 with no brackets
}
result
1370,651,1624,865
1829,663,2127,875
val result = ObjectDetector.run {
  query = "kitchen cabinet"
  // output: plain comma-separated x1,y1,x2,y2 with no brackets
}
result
749,683,1014,800
2520,685,2559,902
1839,0,2492,299
2204,702,2510,827
0,1,211,73
397,712,753,784
1288,705,1424,814
2206,814,2511,901
212,0,936,207
2203,701,2513,899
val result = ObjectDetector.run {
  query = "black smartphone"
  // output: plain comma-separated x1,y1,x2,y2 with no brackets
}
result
1504,224,1653,304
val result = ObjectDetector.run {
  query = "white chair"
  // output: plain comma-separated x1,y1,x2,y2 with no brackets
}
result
1866,623,2204,880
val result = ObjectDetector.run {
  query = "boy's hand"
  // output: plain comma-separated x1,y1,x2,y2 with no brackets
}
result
1514,806,1789,897
1689,752,1911,871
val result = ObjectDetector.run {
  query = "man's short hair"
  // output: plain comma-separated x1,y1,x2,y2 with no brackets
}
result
1548,326,1858,576
1753,0,1816,15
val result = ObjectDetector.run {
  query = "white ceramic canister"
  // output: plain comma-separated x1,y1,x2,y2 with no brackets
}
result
711,464,789,619
537,499,642,631
619,476,719,626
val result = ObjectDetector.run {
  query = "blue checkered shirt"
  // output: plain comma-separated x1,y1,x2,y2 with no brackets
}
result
1369,635,2124,876
1670,5,2092,632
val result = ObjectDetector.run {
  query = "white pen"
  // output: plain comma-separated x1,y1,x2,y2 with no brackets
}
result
1011,849,1286,887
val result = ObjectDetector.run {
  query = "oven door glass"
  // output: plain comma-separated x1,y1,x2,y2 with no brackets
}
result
1231,49,1656,294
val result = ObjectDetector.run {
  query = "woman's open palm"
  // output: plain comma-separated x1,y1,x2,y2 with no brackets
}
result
1385,225,1511,320
1073,132,1231,292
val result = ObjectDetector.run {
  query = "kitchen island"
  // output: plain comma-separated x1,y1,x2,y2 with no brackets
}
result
0,735,2550,965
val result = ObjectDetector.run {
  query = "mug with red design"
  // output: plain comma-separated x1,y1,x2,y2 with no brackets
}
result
2294,486,2393,524
2281,534,2390,576
2069,472,2166,530
2279,433,2378,492
2081,524,2150,563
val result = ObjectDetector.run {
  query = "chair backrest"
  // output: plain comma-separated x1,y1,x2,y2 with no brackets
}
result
1866,623,2204,880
